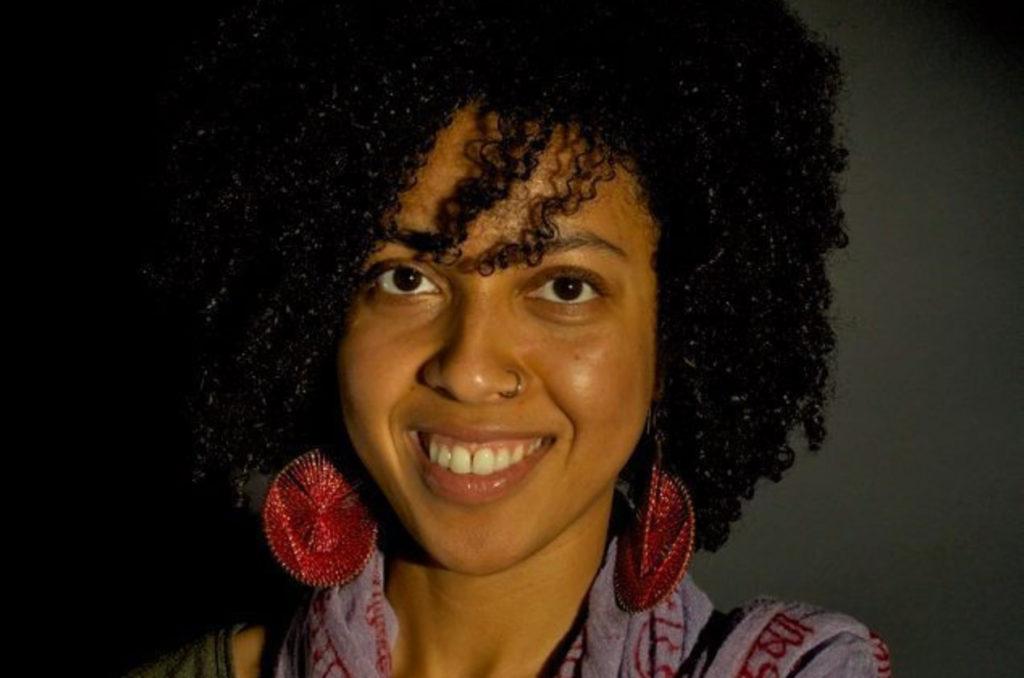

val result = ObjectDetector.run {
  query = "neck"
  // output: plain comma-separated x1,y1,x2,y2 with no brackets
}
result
385,491,615,678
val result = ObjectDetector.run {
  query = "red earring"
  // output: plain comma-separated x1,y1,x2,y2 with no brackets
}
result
614,422,696,612
262,448,378,588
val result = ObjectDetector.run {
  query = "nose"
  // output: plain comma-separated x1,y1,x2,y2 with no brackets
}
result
421,295,525,404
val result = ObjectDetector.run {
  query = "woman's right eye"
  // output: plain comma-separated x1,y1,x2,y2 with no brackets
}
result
374,265,441,296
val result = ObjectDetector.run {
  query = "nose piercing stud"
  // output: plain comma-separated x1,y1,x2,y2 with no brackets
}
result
499,369,523,399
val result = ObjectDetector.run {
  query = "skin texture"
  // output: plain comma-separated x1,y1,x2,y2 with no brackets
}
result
336,107,660,676
230,626,264,678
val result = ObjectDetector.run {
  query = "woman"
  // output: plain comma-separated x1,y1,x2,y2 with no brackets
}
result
134,0,891,675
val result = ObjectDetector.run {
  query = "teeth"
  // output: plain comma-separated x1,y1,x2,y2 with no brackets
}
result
472,448,495,475
494,448,510,471
450,445,472,474
420,433,548,476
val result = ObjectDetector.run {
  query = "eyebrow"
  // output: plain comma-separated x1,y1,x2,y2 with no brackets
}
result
380,225,626,262
375,226,628,272
542,230,628,260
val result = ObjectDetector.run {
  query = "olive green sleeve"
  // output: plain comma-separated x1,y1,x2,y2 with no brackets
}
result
125,625,238,678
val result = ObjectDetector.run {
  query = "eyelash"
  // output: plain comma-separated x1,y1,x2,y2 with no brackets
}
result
531,266,608,303
367,264,441,296
360,261,608,304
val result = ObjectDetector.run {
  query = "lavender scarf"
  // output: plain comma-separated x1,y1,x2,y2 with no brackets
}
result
273,538,891,677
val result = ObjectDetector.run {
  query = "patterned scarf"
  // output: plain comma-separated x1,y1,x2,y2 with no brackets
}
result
272,537,716,677
271,536,892,677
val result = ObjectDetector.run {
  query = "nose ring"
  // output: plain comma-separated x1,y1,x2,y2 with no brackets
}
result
499,369,523,399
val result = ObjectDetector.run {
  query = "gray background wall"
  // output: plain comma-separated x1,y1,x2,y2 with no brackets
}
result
689,2,1023,676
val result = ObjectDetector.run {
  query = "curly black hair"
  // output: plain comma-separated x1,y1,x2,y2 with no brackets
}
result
144,0,847,553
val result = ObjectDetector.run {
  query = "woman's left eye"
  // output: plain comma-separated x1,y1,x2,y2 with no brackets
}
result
528,275,602,304
374,265,440,296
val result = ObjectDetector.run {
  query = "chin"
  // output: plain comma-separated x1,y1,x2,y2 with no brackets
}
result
411,516,549,576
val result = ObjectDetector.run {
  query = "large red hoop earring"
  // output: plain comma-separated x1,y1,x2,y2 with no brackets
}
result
614,431,696,612
262,448,378,588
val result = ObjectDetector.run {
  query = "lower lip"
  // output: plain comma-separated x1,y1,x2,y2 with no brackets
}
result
408,432,553,505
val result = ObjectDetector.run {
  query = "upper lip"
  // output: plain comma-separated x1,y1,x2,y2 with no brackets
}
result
411,423,553,444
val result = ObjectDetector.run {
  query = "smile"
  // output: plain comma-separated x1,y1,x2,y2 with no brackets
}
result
421,432,545,475
408,429,555,504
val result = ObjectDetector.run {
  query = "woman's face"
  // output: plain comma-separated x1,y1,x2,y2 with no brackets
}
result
337,108,659,575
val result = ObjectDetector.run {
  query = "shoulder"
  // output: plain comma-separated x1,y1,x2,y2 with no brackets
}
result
231,626,267,678
690,597,892,678
125,625,266,678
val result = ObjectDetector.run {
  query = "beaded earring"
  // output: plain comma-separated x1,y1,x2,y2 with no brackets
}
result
262,449,378,587
614,408,696,612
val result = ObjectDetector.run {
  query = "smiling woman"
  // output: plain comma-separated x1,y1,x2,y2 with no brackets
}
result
335,113,664,673
132,1,890,676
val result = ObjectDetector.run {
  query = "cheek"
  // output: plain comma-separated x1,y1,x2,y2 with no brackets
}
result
336,315,417,468
533,324,654,467
565,345,643,415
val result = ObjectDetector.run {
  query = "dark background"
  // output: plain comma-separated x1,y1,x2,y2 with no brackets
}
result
46,1,1021,675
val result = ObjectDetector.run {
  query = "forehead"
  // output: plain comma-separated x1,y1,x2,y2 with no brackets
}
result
391,107,659,263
